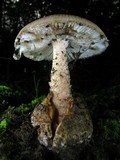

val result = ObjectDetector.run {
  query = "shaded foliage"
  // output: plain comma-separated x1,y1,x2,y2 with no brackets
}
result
0,84,120,160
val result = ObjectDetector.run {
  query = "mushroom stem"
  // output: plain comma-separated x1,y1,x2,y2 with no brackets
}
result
49,38,73,122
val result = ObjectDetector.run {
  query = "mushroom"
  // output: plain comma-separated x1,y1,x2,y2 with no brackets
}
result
13,14,109,150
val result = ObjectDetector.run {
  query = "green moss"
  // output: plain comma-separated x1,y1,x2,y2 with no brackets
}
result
31,95,45,107
0,85,26,114
0,92,45,133
0,119,8,131
2,106,14,117
0,85,11,91
14,95,45,114
15,104,32,114
99,119,120,141
0,106,14,133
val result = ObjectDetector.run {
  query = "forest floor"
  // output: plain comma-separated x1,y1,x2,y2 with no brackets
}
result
0,84,120,160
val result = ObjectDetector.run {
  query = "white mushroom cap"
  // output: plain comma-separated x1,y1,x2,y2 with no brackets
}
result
13,14,109,61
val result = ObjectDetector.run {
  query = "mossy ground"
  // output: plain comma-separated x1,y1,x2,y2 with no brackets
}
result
0,85,120,160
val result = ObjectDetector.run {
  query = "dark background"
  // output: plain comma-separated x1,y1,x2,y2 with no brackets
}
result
0,1,120,160
0,0,120,97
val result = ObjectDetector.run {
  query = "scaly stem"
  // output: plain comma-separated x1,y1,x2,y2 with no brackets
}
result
49,39,73,122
